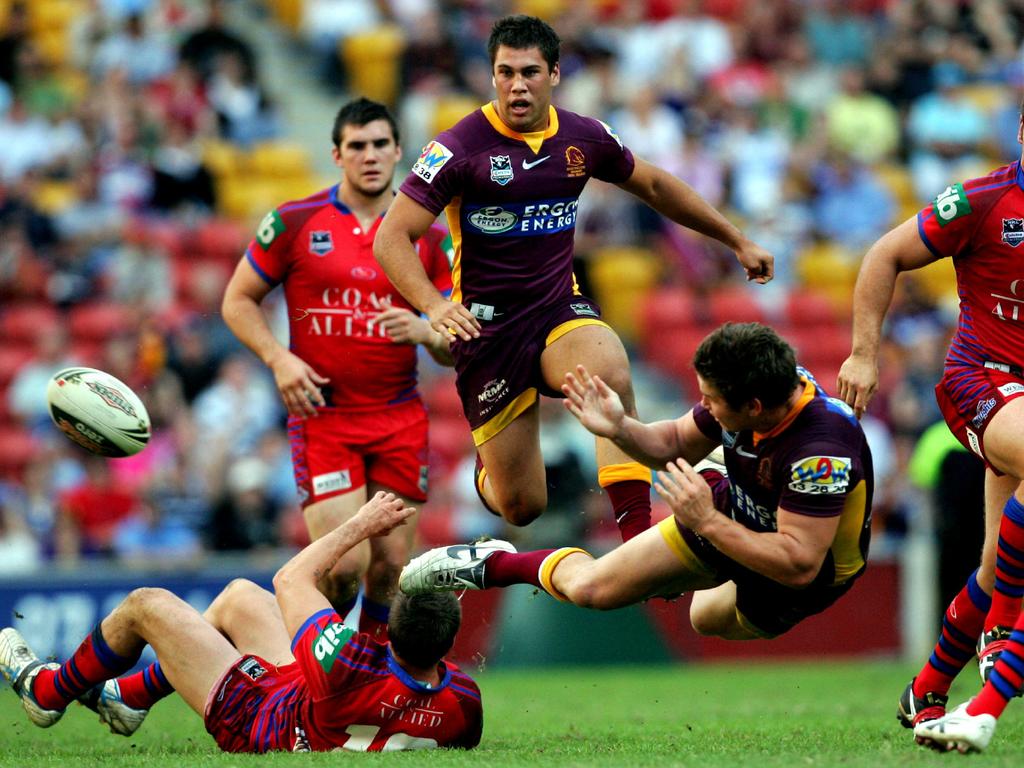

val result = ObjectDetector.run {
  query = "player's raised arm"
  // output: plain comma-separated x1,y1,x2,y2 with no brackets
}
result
273,492,414,635
837,216,939,417
375,193,480,341
617,158,773,283
222,258,328,417
562,365,717,467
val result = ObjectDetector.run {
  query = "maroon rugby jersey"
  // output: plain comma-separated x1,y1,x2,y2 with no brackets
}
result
692,376,873,585
916,162,1024,370
245,184,453,411
399,103,635,332
241,608,482,752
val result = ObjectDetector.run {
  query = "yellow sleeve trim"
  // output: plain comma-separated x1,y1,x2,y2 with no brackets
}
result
538,547,590,602
597,462,651,487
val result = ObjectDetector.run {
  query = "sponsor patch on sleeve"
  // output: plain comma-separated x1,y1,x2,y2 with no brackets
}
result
932,183,971,227
597,119,623,148
411,140,454,183
255,209,286,247
312,622,356,674
788,456,852,495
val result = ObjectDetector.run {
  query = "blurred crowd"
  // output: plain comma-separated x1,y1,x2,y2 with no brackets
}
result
0,0,1017,573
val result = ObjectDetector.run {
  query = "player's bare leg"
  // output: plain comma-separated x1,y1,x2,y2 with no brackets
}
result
541,324,652,540
475,401,547,526
689,583,763,639
362,485,420,639
204,579,294,666
304,489,372,611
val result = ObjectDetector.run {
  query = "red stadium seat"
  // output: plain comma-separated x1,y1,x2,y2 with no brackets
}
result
707,287,767,325
423,379,465,420
783,289,842,328
0,303,60,344
0,344,34,388
195,218,248,263
68,302,135,342
0,427,40,479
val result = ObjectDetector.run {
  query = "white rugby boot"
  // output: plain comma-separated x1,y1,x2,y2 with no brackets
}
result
400,540,517,594
79,679,148,736
0,627,64,728
913,701,997,753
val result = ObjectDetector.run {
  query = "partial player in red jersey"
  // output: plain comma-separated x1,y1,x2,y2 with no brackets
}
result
838,102,1024,746
222,98,454,638
375,15,774,543
0,493,483,753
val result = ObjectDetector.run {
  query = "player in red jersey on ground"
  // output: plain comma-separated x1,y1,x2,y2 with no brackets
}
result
838,102,1024,745
222,98,454,639
0,492,483,752
375,15,774,542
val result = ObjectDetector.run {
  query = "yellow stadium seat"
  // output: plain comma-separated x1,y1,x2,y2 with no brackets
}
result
515,0,569,19
874,163,915,208
957,83,1010,117
268,0,303,32
32,180,79,214
202,140,243,180
248,141,313,177
795,241,860,312
340,25,405,107
588,246,663,343
431,96,479,137
914,257,958,304
32,28,69,66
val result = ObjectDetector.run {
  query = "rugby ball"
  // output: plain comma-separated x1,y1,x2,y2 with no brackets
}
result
46,367,151,457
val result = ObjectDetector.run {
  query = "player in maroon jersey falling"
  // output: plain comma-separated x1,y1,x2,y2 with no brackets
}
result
0,492,482,752
375,15,774,542
402,324,874,643
222,98,454,639
838,109,1024,752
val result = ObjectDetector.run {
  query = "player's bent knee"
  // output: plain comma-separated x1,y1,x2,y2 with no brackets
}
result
493,491,546,526
564,573,627,611
123,587,179,621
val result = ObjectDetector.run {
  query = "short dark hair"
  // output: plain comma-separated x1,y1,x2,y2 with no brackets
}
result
331,97,399,147
388,592,461,669
692,323,799,410
487,15,560,71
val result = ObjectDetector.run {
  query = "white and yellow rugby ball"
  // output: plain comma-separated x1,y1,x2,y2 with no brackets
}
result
46,367,151,457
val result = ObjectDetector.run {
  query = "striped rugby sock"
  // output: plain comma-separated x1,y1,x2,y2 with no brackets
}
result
986,495,1024,630
915,569,991,696
32,625,137,711
116,661,174,710
968,622,1024,719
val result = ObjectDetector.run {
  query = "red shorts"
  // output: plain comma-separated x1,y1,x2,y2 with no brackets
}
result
935,362,1024,472
204,655,302,753
287,400,429,507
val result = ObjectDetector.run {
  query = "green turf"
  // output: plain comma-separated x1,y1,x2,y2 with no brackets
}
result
0,661,1019,766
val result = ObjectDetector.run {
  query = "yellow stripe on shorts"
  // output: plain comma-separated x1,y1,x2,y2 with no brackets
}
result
656,517,717,579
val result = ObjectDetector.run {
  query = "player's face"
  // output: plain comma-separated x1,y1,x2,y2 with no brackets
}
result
333,119,401,197
697,376,753,432
492,45,560,133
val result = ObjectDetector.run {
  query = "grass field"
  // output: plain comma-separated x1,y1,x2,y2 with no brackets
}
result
0,660,1019,767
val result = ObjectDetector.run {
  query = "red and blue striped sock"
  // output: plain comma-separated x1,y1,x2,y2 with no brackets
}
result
986,495,1024,631
358,596,390,642
32,625,138,711
915,569,991,696
115,661,174,710
968,621,1024,718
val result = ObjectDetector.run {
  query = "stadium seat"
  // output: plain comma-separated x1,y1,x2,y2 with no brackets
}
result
0,345,34,388
340,25,406,107
707,287,768,325
0,427,39,479
638,287,702,336
0,303,60,344
429,417,472,472
783,289,842,328
195,218,249,263
68,302,135,342
588,246,663,343
423,379,465,420
431,96,480,136
248,141,313,178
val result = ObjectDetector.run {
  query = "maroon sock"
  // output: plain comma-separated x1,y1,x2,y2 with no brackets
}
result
605,480,652,541
116,662,174,710
33,625,138,711
484,550,556,588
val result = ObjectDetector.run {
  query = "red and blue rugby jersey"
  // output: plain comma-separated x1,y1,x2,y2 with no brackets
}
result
245,184,453,411
278,608,482,752
399,104,634,333
917,161,1024,369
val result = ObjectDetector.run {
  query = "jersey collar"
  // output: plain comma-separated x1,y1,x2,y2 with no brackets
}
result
481,102,559,154
329,183,350,214
752,377,815,446
385,645,452,693
1016,161,1024,192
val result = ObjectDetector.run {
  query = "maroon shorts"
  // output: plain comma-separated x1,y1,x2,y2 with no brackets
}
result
204,655,301,753
451,295,608,446
935,361,1024,472
287,400,429,507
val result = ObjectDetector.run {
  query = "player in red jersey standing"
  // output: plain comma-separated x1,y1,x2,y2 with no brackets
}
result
0,492,483,752
222,98,454,639
838,106,1024,743
375,15,774,541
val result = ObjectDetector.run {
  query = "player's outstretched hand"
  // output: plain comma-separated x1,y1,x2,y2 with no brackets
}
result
735,239,774,284
425,298,481,342
561,364,625,438
654,459,717,533
270,350,329,418
836,354,878,419
377,307,432,345
354,491,415,538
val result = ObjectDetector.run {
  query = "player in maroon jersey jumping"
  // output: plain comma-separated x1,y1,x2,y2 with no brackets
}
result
222,98,454,639
402,324,873,642
375,15,774,543
838,108,1024,749
0,492,482,752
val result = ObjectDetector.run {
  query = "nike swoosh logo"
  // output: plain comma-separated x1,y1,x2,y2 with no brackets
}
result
734,446,757,458
522,155,550,170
